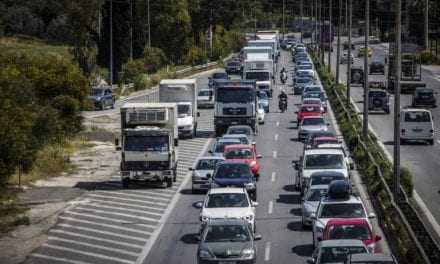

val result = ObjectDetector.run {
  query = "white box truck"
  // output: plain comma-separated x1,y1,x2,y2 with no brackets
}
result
117,102,178,188
243,55,274,97
159,79,198,138
247,39,279,62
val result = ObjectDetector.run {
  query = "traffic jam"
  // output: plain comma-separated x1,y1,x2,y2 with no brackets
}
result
185,33,395,263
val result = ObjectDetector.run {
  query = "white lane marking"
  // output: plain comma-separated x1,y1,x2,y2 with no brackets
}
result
58,216,153,236
40,244,134,264
437,140,440,145
273,151,277,159
276,121,280,127
274,134,279,141
30,254,93,264
87,198,165,213
57,224,146,243
64,209,156,228
72,206,160,223
413,190,440,236
49,229,143,250
81,202,163,217
86,193,168,207
136,137,214,264
264,241,271,261
48,236,139,257
271,172,276,182
268,201,273,214
94,190,170,202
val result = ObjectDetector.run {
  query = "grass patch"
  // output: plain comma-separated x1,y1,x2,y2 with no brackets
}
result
0,188,29,233
0,36,71,59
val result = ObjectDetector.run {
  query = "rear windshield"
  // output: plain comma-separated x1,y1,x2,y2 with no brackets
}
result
369,91,386,97
213,73,228,79
196,159,223,170
404,111,431,122
296,78,312,84
328,224,371,240
301,105,321,112
225,148,253,159
302,118,325,126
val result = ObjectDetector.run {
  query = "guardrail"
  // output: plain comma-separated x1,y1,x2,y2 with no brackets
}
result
313,53,440,264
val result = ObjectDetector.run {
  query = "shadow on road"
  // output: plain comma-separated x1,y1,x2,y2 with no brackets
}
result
290,208,302,216
291,244,314,257
181,233,200,244
276,194,301,204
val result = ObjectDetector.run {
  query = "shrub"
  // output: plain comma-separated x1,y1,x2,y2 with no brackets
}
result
143,47,167,73
185,45,208,66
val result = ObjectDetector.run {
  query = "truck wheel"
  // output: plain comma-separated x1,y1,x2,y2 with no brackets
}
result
400,138,406,145
173,168,177,182
121,178,130,188
215,127,222,137
428,139,434,145
166,177,173,188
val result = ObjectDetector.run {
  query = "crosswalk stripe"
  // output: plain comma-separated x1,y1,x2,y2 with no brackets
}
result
71,205,160,222
56,224,146,243
86,193,168,207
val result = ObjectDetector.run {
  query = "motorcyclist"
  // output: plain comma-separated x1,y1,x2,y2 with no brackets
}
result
280,67,287,84
278,89,288,112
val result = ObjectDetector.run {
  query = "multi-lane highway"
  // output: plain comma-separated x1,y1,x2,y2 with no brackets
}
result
324,39,440,232
23,47,386,264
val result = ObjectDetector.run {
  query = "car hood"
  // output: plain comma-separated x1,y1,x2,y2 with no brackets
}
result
178,115,193,126
300,125,328,132
303,201,320,214
303,169,348,180
194,170,214,178
200,241,252,258
213,178,252,186
198,96,212,101
202,207,253,219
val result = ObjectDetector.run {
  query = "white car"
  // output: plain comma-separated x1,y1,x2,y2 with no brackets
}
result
298,116,329,141
295,148,350,192
189,157,225,192
310,239,369,264
302,184,329,227
295,69,316,80
311,182,375,248
400,108,435,145
197,187,258,232
257,102,265,124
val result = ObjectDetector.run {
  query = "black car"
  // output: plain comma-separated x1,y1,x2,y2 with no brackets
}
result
412,87,437,108
209,72,229,88
225,61,242,75
350,67,364,85
343,42,355,50
368,89,390,114
197,219,262,264
369,61,385,75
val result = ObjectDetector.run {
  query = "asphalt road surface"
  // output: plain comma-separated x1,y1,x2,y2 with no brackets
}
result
324,37,440,231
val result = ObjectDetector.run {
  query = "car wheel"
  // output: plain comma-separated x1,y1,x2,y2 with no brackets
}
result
166,177,173,188
100,101,105,110
121,178,130,188
400,138,406,145
428,139,434,145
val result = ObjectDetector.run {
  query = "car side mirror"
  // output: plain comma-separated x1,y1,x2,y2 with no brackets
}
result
295,111,298,114
326,123,330,126
115,138,122,151
257,155,262,159
188,167,194,171
197,112,200,117
208,150,213,154
251,201,259,207
252,141,256,146
375,235,382,242
254,234,262,240
310,213,317,220
194,201,204,209
368,213,376,219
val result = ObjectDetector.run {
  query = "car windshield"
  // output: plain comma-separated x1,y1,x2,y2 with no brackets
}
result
196,159,223,170
245,72,270,81
299,65,313,70
257,92,268,100
213,73,228,79
227,62,240,67
404,111,431,122
304,99,321,105
320,247,367,263
222,136,249,145
91,89,104,96
302,118,325,126
227,127,252,136
297,78,312,84
328,224,371,240
301,106,321,112
418,90,433,96
178,104,191,115
313,139,339,147
304,92,322,99
369,91,386,97
310,175,345,186
214,164,252,179
319,203,366,218
225,148,253,159
305,154,345,170
215,141,239,153
306,188,328,202
199,90,213,97
206,193,249,208
204,224,250,243
305,87,321,93
125,136,169,152
216,88,255,103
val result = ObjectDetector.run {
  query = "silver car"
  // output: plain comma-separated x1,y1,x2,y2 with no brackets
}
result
190,157,225,193
302,185,328,227
298,116,329,141
210,138,241,157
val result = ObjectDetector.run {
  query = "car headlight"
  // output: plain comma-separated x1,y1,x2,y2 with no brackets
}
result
200,215,209,222
199,249,212,258
249,160,257,167
241,248,255,259
244,214,254,221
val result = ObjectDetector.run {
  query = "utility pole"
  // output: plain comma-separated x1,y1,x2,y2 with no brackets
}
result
109,0,113,86
320,0,324,65
300,0,304,43
147,0,151,48
425,0,429,49
328,0,332,72
393,0,402,200
254,0,257,37
282,0,286,39
336,0,342,85
129,0,133,59
345,0,348,35
346,0,352,107
363,0,370,139
314,0,318,49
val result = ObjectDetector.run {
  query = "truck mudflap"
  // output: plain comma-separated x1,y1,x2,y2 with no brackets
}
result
120,169,174,188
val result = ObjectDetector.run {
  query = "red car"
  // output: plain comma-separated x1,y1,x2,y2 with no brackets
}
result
311,136,340,148
296,104,322,125
320,218,382,253
223,144,262,180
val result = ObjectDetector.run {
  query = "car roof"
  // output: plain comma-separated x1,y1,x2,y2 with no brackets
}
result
310,171,345,177
309,184,330,190
206,218,249,226
314,136,338,141
196,156,225,162
305,148,344,155
222,134,248,139
415,87,433,92
401,108,431,113
326,218,369,227
350,253,395,262
322,195,362,204
224,144,253,150
208,187,247,194
320,239,366,247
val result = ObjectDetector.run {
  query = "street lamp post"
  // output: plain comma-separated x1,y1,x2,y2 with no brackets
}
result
393,0,402,200
109,0,113,86
425,0,429,49
328,0,332,72
346,0,352,107
363,0,370,139
336,0,342,85
300,0,304,43
147,0,151,48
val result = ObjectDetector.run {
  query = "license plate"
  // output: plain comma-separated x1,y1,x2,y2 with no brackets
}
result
412,128,423,132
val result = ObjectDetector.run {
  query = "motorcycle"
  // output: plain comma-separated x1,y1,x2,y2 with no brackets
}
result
279,98,288,113
280,71,287,84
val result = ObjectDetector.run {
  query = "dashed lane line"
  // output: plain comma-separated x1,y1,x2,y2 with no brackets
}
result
264,241,271,261
274,134,279,141
273,151,277,159
271,172,276,182
268,201,273,214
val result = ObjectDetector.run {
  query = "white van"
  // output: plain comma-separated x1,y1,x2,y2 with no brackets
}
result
400,108,434,145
